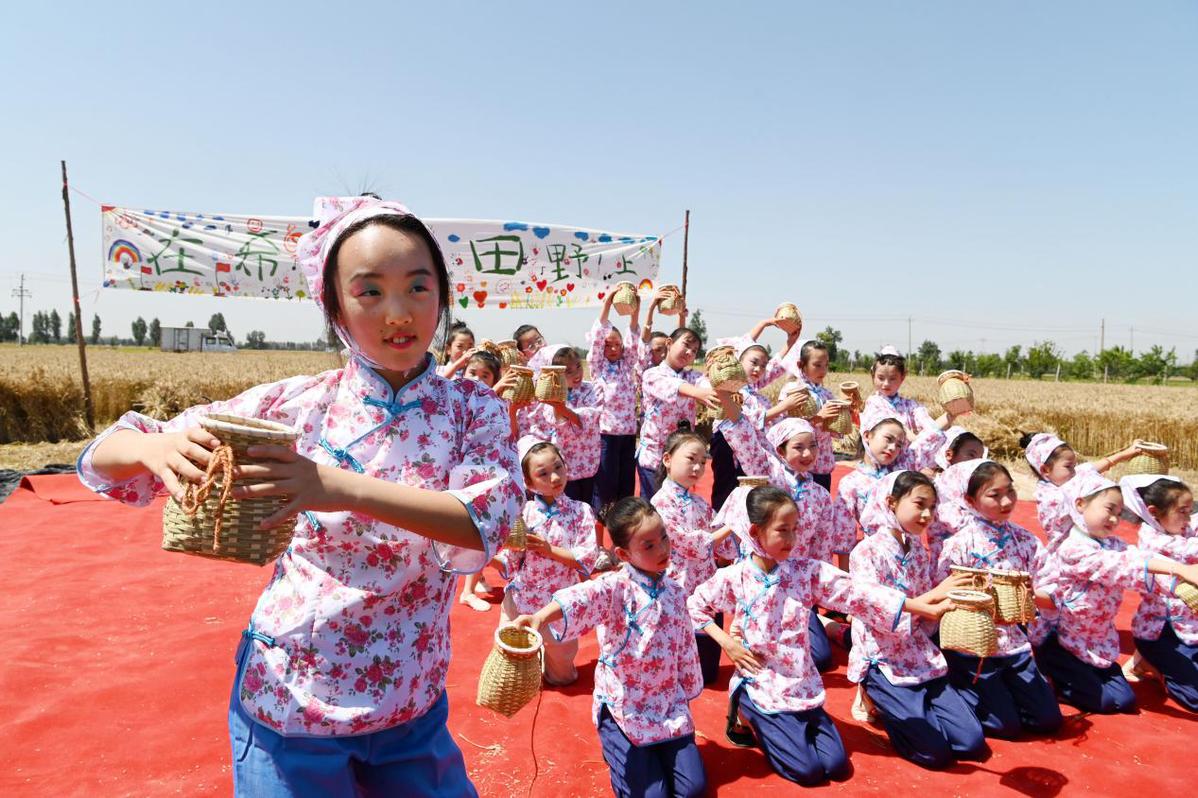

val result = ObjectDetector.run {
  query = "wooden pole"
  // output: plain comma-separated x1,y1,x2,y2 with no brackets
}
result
61,160,95,432
680,209,690,297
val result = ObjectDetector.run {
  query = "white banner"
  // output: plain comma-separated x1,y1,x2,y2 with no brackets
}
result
101,206,663,309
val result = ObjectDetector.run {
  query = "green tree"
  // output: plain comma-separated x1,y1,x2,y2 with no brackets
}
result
974,353,1003,377
1003,345,1023,377
29,311,47,344
149,317,161,347
688,309,708,354
916,340,941,374
1135,345,1175,383
184,320,195,328
816,326,844,364
1095,347,1135,382
131,316,148,347
945,349,969,370
1067,350,1094,381
49,309,62,343
90,313,102,344
1025,340,1062,379
66,311,76,342
245,330,267,350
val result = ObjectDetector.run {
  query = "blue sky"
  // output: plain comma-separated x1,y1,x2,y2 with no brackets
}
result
3,2,1196,359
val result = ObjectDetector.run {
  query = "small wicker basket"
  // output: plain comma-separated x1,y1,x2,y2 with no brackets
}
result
658,284,683,315
940,589,998,658
1125,442,1169,477
937,371,974,416
827,399,854,436
1175,581,1198,614
497,340,525,368
710,390,743,421
738,475,770,489
161,413,300,566
989,569,1036,625
705,345,749,392
505,515,528,551
949,565,991,590
500,366,535,406
612,281,639,316
479,339,503,358
535,366,568,403
840,381,865,413
774,303,802,334
778,383,818,419
477,625,544,718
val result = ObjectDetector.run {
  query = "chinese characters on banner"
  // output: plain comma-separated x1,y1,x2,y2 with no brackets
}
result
101,206,663,309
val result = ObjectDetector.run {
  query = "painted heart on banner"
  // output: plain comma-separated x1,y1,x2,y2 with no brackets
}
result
458,296,469,309
566,283,575,292
473,290,488,307
536,279,548,291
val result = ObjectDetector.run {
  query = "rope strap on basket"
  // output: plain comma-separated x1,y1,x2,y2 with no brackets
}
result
180,444,236,553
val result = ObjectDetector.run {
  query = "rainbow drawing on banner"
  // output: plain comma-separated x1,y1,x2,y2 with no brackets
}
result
107,240,142,272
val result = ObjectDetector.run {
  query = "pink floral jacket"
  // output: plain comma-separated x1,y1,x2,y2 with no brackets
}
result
586,320,641,436
498,495,598,616
1033,463,1099,550
652,479,718,596
688,557,905,712
552,565,703,746
77,354,524,737
863,392,937,436
1132,524,1198,644
848,530,946,685
637,363,703,470
523,382,602,480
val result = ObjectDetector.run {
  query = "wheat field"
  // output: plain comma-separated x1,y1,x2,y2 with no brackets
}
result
1,345,1196,480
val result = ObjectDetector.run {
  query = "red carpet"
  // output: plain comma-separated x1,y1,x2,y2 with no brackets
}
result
2,468,1193,797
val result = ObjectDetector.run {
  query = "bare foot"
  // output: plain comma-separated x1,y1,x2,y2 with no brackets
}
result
459,593,491,612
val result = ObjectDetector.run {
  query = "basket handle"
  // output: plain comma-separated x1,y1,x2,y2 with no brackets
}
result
181,444,236,553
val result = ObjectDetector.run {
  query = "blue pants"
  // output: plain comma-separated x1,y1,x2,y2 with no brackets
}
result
862,667,988,769
229,636,476,797
1035,632,1136,714
736,688,850,786
697,613,725,686
565,476,597,512
637,463,659,500
596,434,637,509
597,706,706,798
1136,623,1198,712
708,430,744,512
944,649,1062,738
808,608,833,673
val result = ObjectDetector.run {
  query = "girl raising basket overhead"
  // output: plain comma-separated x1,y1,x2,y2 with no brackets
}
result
76,197,524,797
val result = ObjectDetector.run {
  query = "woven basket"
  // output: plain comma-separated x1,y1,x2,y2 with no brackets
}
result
949,565,991,591
780,383,818,419
774,302,802,334
1175,581,1198,614
706,345,749,392
738,475,770,489
612,281,639,316
1125,442,1169,477
477,625,543,718
711,390,743,421
828,399,854,436
939,589,998,658
840,381,865,413
500,366,535,406
497,340,525,368
990,569,1036,625
535,366,568,403
658,284,683,315
937,371,974,416
505,515,528,551
479,339,503,358
161,414,300,566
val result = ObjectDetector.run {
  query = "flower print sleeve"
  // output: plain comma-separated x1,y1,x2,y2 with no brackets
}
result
76,371,335,506
438,388,526,575
721,415,781,485
811,560,907,632
897,425,947,472
550,575,615,642
567,502,600,576
686,567,736,631
642,363,685,402
586,319,610,376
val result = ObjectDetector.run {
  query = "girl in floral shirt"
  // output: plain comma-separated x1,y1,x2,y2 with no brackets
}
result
1020,431,1144,551
687,486,948,786
521,344,601,508
782,340,850,492
76,198,524,797
850,471,987,770
587,291,643,512
1034,472,1198,714
651,429,734,684
496,438,598,685
637,327,719,498
437,321,475,378
863,347,938,436
1124,475,1198,711
935,461,1062,739
511,497,707,798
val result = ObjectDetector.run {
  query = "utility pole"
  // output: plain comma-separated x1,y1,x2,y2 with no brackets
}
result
680,209,690,298
61,160,95,431
1099,318,1104,353
907,316,912,356
11,274,31,344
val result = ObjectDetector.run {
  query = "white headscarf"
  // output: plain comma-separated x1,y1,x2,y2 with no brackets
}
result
1120,474,1183,534
1062,469,1119,533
